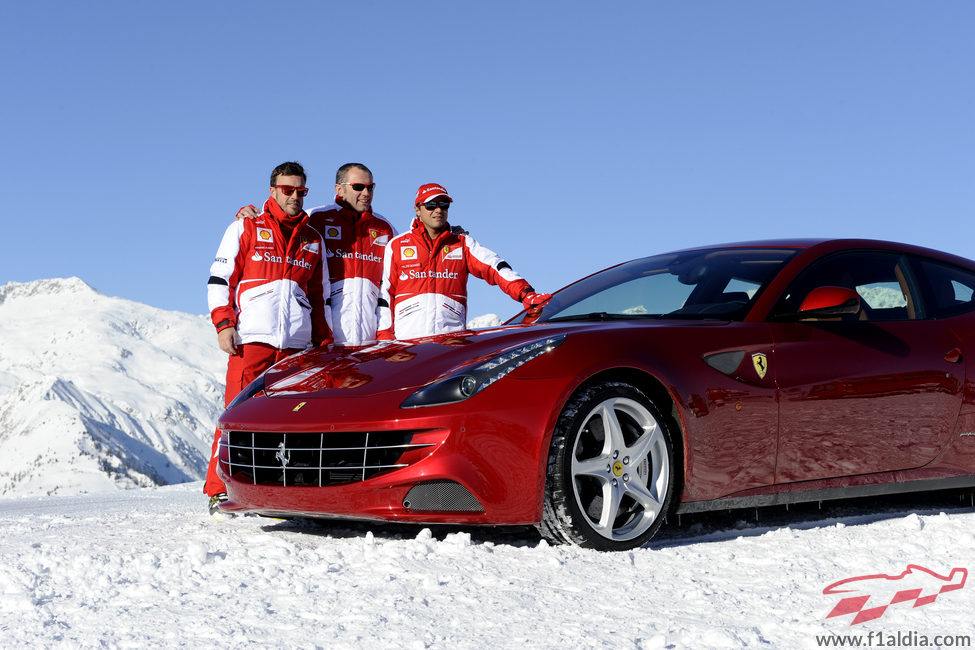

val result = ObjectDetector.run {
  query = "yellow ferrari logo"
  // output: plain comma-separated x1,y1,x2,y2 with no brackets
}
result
612,461,624,477
292,402,307,412
751,353,768,379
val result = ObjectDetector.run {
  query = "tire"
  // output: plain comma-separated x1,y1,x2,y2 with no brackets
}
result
537,381,676,551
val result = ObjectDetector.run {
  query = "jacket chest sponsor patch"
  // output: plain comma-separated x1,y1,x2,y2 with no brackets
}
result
251,250,314,270
368,228,389,247
399,269,460,281
400,245,418,261
256,228,274,243
324,225,342,240
442,245,462,260
331,248,383,264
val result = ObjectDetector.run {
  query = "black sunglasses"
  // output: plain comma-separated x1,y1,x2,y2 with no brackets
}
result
341,182,376,192
422,200,451,210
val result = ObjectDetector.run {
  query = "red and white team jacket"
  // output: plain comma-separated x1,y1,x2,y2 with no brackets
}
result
208,199,331,350
377,221,531,340
307,199,396,345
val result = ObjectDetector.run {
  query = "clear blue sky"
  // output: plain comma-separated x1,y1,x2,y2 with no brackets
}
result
2,2,973,321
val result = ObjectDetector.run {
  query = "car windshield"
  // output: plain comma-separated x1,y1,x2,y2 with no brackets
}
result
527,247,800,323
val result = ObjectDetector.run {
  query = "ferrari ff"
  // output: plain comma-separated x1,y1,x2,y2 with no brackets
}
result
216,239,975,551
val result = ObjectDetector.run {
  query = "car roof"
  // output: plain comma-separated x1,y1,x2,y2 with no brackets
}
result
667,238,973,267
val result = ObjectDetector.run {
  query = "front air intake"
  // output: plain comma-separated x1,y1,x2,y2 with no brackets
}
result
221,430,432,487
403,480,484,512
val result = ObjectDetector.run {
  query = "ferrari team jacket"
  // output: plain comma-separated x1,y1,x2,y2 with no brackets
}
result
208,199,331,350
377,221,531,340
307,200,397,345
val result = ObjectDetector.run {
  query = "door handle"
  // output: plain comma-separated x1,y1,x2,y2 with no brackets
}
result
945,348,963,364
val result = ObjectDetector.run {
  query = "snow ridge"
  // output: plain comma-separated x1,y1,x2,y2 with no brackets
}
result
0,277,97,305
0,278,226,497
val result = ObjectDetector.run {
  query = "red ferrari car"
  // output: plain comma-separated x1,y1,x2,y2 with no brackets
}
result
216,239,975,550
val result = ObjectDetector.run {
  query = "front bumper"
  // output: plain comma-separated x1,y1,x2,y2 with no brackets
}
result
216,377,568,525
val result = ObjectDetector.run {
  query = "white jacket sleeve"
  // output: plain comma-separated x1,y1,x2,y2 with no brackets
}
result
376,239,396,339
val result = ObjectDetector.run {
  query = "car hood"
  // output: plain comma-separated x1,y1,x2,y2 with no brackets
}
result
261,325,549,398
260,319,729,399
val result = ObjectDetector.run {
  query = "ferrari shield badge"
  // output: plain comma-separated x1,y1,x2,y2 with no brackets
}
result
751,353,768,379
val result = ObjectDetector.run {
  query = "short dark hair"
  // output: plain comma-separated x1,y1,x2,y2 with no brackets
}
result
335,163,372,184
270,161,306,186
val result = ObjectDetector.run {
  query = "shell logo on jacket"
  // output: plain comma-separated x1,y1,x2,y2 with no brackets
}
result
306,200,397,345
377,221,530,341
208,198,331,350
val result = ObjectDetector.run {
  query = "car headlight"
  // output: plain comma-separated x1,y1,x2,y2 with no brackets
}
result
401,334,566,408
225,373,266,410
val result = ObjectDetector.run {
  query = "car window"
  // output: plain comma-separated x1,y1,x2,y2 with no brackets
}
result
773,251,919,321
535,248,799,322
555,271,696,317
911,257,975,318
857,282,908,309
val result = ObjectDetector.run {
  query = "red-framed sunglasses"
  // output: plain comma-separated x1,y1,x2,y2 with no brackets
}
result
273,185,309,197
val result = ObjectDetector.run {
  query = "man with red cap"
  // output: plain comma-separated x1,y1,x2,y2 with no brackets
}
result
237,163,396,345
205,161,332,516
377,183,550,340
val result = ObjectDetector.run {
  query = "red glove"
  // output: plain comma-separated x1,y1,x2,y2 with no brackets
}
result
522,292,552,310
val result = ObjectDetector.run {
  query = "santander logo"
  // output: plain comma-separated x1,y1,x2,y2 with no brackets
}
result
823,564,967,625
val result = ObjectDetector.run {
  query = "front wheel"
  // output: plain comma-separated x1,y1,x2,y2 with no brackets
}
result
537,382,676,551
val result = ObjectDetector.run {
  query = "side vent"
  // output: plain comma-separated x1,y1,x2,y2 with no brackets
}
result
703,350,745,376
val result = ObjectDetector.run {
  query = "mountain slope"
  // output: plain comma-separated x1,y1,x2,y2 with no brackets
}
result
0,278,225,496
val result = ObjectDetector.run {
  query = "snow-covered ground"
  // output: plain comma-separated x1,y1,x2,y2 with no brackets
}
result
1,482,972,649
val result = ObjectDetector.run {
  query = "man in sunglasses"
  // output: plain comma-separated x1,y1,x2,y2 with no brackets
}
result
205,161,332,516
236,162,396,345
376,183,551,340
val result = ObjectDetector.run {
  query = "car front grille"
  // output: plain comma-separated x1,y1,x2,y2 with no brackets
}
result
221,430,433,487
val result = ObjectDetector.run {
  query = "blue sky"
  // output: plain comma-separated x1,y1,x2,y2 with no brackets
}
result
2,2,973,322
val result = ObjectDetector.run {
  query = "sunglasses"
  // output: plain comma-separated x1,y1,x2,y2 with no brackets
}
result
341,182,376,192
421,200,451,210
273,185,309,197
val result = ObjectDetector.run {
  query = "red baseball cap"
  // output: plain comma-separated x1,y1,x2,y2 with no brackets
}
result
415,183,453,205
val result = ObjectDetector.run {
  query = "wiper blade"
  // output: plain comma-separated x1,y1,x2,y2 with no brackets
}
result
547,312,659,323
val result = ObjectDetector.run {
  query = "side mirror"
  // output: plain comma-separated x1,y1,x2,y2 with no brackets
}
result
797,286,861,319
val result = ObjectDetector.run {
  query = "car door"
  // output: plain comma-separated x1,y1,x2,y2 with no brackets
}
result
767,251,964,483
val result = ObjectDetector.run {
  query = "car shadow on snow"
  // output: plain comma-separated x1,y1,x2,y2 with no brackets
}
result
258,517,545,548
253,488,974,551
651,487,975,549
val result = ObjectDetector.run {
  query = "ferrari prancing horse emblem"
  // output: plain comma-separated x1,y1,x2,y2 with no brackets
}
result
751,353,768,379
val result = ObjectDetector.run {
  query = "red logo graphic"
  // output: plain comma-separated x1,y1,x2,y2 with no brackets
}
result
824,565,967,625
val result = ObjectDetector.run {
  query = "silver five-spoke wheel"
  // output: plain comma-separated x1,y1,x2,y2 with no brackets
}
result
538,382,676,550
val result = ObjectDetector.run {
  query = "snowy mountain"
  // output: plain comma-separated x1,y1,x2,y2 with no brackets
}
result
0,278,225,497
